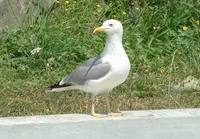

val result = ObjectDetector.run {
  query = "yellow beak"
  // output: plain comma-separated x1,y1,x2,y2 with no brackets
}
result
93,26,106,33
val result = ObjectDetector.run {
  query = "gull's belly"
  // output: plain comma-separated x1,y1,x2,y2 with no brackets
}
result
85,56,130,94
104,57,130,87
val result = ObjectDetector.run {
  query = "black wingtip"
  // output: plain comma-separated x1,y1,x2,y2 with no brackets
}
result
48,81,72,90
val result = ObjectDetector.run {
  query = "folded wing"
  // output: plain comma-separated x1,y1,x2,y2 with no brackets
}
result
48,55,111,92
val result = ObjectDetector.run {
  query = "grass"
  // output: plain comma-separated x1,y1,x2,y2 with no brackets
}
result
0,0,200,117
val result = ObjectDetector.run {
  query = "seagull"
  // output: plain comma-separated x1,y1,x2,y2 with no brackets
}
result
47,19,130,117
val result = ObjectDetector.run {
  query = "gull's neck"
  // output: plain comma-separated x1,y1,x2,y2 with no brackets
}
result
101,33,126,56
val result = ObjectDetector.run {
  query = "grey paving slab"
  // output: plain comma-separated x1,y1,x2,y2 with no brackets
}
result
0,109,200,139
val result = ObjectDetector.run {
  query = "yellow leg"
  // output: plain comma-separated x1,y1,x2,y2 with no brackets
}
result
91,95,107,118
106,93,123,117
117,107,122,113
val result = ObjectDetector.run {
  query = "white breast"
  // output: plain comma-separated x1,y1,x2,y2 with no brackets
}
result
84,55,130,94
105,55,130,86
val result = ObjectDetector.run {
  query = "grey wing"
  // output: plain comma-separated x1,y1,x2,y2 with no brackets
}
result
59,56,111,86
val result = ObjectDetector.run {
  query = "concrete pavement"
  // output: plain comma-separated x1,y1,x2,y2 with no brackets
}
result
0,109,200,139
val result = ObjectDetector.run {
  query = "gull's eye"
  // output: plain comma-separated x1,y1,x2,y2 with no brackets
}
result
109,23,113,27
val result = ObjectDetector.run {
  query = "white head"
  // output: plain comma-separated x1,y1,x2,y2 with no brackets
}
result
93,19,123,36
